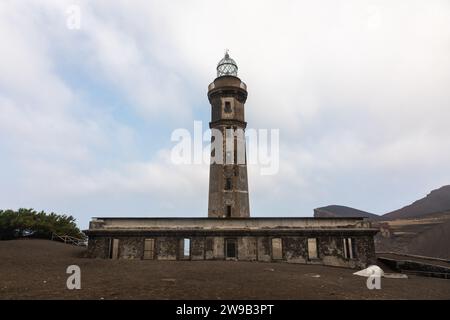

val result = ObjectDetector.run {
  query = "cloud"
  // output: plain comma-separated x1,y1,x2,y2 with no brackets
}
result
0,0,450,228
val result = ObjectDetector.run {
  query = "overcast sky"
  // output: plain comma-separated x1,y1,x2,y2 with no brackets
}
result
1,0,450,229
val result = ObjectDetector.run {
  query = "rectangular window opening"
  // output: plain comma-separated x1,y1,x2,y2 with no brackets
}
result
234,136,237,165
109,238,119,260
272,238,283,260
225,178,232,190
143,238,155,260
307,238,318,260
351,238,357,259
183,238,191,258
224,101,232,113
343,238,355,259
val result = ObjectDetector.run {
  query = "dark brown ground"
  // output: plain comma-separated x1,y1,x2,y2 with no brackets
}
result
377,253,450,268
0,239,449,300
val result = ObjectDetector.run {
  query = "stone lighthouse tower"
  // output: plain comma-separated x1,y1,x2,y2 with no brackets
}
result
207,51,250,218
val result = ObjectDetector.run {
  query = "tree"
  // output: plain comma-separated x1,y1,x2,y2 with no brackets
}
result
0,209,84,240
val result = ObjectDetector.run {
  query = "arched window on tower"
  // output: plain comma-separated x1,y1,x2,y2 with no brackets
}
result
225,178,232,190
226,205,232,217
224,101,232,113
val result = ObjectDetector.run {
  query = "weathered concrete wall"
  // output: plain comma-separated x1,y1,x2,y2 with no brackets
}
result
205,237,215,260
89,217,372,230
356,236,377,266
238,237,257,261
318,236,350,268
208,164,224,218
257,237,271,262
118,237,143,260
156,237,178,260
191,237,205,260
284,237,307,264
317,236,377,268
207,75,250,219
87,237,110,259
213,237,225,259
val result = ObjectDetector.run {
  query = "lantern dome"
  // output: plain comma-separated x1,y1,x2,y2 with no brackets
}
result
216,51,238,77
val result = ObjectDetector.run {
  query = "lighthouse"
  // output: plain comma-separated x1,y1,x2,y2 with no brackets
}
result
207,51,250,218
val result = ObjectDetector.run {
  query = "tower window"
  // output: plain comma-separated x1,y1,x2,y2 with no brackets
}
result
226,205,232,217
224,101,232,113
234,136,237,165
225,178,232,190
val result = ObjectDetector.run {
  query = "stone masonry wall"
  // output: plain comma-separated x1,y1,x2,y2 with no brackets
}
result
86,237,110,259
156,237,178,260
87,235,376,268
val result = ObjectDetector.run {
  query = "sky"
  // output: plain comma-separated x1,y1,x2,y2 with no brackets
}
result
0,0,449,229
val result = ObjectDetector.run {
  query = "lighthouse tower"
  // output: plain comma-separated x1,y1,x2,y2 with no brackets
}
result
207,51,250,218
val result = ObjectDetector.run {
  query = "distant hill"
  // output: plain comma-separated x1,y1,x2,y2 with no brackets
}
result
314,185,450,221
406,218,450,259
314,205,380,219
374,210,450,259
383,185,450,220
314,186,450,259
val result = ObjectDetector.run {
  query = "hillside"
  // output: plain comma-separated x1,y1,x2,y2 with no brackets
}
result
375,211,450,259
314,185,450,221
407,218,450,258
314,205,380,219
383,185,450,220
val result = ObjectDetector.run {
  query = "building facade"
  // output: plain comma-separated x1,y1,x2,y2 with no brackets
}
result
85,52,378,269
86,217,377,268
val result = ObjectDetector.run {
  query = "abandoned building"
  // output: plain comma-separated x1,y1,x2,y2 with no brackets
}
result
85,52,378,268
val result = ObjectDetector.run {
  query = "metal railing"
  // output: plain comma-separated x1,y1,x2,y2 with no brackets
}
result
51,233,87,247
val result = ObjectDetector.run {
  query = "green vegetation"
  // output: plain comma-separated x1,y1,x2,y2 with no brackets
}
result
0,209,84,240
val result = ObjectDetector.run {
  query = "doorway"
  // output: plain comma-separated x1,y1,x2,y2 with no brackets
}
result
109,238,119,259
225,239,237,259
